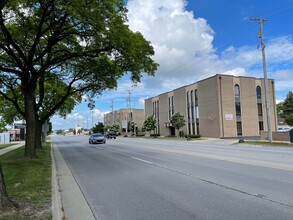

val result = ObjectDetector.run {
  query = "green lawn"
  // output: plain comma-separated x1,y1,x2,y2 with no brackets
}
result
0,144,52,220
240,140,293,147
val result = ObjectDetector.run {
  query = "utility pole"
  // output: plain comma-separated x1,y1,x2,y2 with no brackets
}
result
250,17,272,143
126,90,132,136
110,99,114,125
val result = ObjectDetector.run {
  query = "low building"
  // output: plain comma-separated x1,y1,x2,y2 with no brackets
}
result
104,108,145,134
145,74,277,138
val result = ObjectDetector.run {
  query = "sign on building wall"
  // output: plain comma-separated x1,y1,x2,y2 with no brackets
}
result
14,123,26,129
225,114,233,120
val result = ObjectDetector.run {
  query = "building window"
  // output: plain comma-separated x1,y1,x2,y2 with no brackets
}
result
256,86,263,134
235,102,241,116
234,84,242,136
237,122,242,136
171,96,174,115
168,97,171,120
187,92,191,134
259,121,264,132
257,103,263,116
256,86,261,99
190,90,195,134
195,89,199,135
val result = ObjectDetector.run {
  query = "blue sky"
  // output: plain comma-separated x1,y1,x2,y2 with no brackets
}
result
52,0,293,130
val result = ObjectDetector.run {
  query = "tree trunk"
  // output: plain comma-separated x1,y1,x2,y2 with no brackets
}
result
0,164,15,208
35,121,42,149
24,92,37,159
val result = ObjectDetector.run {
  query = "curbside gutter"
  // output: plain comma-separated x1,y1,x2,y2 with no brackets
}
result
51,143,96,220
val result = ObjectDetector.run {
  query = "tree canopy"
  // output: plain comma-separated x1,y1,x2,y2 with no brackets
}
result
170,112,186,131
0,0,158,158
278,91,293,126
142,115,156,132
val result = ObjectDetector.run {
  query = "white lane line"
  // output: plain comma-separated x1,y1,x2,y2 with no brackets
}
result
131,157,153,164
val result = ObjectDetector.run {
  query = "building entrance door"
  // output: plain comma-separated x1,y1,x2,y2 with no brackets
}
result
170,127,175,136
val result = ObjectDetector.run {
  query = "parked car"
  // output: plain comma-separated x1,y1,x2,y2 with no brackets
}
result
105,131,117,139
89,133,106,144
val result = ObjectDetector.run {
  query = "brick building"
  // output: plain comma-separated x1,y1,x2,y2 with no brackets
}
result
104,108,145,134
145,74,277,138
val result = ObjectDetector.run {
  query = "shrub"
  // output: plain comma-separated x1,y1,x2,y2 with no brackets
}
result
186,134,201,138
150,134,160,137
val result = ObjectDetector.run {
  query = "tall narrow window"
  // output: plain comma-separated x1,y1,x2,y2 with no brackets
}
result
234,84,242,136
256,86,263,133
168,97,171,120
187,92,191,134
171,96,174,115
190,90,195,134
195,89,199,135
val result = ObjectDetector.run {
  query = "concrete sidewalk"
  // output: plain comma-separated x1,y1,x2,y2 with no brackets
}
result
52,143,95,220
0,142,25,155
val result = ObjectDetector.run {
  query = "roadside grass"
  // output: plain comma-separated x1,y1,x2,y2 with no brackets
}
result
0,143,52,220
240,140,293,147
0,144,15,150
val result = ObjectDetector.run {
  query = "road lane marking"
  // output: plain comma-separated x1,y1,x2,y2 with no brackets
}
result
131,157,153,164
114,141,293,172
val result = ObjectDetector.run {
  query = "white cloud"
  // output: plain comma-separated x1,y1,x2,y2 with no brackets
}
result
127,0,218,87
51,0,293,129
125,0,293,100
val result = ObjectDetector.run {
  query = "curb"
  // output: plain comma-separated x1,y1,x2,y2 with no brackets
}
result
51,143,95,220
51,143,65,220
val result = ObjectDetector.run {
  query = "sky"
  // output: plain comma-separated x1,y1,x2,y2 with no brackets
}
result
52,0,293,130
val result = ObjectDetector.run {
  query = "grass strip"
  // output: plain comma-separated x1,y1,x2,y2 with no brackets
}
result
0,143,52,220
241,140,293,147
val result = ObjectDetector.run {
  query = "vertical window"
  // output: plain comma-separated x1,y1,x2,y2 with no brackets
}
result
187,92,190,134
190,90,195,134
171,96,174,115
257,103,263,116
256,86,263,134
237,122,242,136
234,84,242,136
195,89,199,135
256,86,261,99
168,97,171,120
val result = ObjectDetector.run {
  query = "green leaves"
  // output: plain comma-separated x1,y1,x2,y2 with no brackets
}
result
170,112,186,131
0,0,158,125
142,115,156,132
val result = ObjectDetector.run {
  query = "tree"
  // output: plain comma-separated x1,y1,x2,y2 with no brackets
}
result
0,118,7,133
170,112,186,136
92,122,104,133
0,1,158,158
110,124,120,133
277,91,293,126
142,115,156,133
0,164,16,208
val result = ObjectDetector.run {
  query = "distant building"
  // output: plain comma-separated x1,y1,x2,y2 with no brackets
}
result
145,74,277,138
104,108,145,134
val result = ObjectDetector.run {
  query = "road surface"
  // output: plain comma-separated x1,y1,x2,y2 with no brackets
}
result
52,135,293,220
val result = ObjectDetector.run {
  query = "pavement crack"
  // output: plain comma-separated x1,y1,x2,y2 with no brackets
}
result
152,163,293,209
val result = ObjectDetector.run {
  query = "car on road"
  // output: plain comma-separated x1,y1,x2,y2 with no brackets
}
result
89,133,106,144
105,131,117,139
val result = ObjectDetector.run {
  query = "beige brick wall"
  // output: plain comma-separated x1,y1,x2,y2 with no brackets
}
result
198,76,221,137
261,131,290,142
145,74,277,138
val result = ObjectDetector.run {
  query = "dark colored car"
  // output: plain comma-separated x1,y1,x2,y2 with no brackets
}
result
105,131,117,139
89,133,106,144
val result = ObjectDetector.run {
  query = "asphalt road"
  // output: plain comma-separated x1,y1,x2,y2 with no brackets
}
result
52,135,293,220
